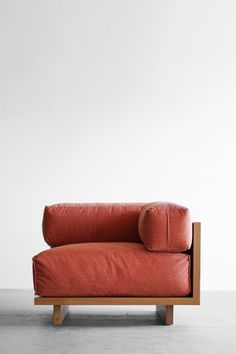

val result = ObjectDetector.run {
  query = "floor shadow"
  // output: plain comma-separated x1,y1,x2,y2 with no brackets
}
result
65,312,165,327
0,309,165,327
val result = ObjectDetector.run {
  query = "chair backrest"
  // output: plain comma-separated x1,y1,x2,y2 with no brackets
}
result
43,203,144,247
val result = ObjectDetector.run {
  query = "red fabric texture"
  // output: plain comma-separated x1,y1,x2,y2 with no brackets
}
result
43,203,143,247
33,242,191,297
138,202,192,252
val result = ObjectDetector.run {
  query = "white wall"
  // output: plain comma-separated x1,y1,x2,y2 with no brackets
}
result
1,0,236,290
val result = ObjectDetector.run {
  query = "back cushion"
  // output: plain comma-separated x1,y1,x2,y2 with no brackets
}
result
43,203,143,247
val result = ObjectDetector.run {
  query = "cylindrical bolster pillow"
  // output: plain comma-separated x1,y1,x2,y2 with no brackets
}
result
138,202,192,252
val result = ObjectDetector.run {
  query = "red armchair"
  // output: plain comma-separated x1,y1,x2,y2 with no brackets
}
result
33,202,201,325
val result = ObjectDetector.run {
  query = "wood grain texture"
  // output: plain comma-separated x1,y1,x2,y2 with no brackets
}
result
53,305,69,325
192,222,201,304
156,305,174,325
165,305,174,325
35,296,197,306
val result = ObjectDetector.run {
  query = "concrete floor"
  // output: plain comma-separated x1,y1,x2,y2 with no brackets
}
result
0,291,235,354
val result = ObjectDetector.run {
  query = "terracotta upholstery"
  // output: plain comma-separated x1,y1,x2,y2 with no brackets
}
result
33,202,193,298
43,203,143,247
33,242,191,297
138,202,192,252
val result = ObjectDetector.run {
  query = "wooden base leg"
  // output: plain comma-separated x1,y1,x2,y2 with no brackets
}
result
165,305,174,325
156,305,174,325
53,305,69,325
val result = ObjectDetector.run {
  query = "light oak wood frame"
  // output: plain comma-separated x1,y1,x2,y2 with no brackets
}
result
34,222,201,325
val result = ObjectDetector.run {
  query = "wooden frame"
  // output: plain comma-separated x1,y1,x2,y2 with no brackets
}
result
34,222,201,325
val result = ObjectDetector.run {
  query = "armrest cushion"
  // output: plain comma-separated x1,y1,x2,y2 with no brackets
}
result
138,202,192,252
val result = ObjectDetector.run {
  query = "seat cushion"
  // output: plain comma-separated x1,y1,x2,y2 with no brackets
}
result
33,242,191,297
138,202,192,252
43,203,143,247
